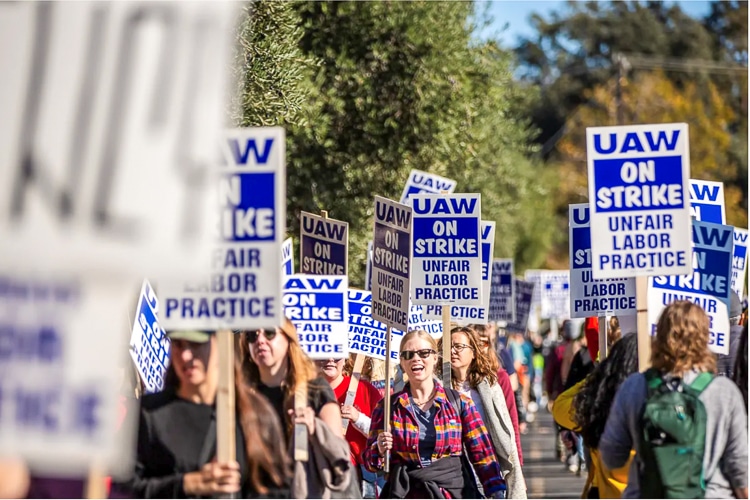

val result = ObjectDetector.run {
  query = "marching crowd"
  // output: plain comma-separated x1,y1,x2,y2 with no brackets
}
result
0,297,747,499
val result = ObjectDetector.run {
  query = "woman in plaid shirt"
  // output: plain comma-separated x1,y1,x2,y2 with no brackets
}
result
364,330,505,498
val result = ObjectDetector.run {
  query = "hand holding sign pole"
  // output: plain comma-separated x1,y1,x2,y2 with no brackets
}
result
371,196,413,473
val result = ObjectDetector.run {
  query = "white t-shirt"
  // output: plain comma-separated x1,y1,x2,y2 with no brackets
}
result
458,380,487,425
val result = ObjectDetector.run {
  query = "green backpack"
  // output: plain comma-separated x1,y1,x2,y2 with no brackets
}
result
639,368,714,499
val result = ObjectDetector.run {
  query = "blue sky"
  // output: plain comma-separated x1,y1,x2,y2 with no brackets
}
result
475,1,714,47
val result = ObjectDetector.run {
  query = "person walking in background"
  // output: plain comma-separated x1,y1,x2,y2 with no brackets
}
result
553,332,638,498
127,330,291,498
600,301,748,499
317,356,383,497
445,326,527,499
733,324,748,413
717,291,745,378
364,330,506,499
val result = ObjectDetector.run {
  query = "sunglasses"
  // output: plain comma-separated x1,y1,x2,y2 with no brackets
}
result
400,349,437,360
244,329,277,344
451,343,473,353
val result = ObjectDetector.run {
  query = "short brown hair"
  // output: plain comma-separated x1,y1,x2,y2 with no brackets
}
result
651,301,716,374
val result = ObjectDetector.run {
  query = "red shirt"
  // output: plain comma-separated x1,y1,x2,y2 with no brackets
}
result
332,375,383,466
496,367,523,465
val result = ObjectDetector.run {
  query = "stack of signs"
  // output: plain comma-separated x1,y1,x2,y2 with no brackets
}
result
410,194,483,307
732,229,748,298
282,238,294,276
505,278,535,334
284,275,348,358
569,204,636,318
160,128,286,331
129,280,170,394
689,180,725,223
489,259,515,322
649,221,734,354
399,169,456,205
348,290,441,362
300,212,348,276
425,221,495,325
371,197,412,331
586,123,692,279
540,271,570,320
0,2,235,477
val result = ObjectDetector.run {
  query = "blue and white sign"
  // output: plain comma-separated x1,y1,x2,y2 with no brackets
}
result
505,278,535,335
160,128,286,331
411,194,482,306
300,212,348,276
649,220,734,355
541,270,570,319
0,276,134,476
489,258,515,322
731,228,748,299
284,275,348,359
569,204,636,318
282,238,294,276
371,197,412,331
587,123,692,279
365,241,373,292
424,221,495,324
690,179,725,224
129,280,170,394
399,169,457,205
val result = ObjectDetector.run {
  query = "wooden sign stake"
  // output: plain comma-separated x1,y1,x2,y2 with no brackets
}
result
442,305,451,388
636,276,651,371
217,329,236,466
383,326,393,473
342,354,365,432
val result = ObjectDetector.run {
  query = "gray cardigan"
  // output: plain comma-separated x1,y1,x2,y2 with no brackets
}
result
476,379,527,499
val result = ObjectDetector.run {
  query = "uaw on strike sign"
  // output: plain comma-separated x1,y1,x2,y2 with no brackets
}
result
587,123,692,278
410,194,482,306
399,169,456,205
569,203,636,318
300,212,348,275
160,128,285,330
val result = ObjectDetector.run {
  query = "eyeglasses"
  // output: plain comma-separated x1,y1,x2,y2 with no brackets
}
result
245,329,277,344
400,349,436,360
451,343,473,353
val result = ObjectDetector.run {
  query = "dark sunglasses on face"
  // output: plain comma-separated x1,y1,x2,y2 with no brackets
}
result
400,349,437,360
245,329,277,344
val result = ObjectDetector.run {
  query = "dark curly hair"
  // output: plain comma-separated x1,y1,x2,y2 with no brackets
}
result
572,332,638,449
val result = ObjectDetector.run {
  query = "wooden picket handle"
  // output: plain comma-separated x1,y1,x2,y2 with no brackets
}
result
636,276,651,371
294,377,309,462
383,326,392,473
342,354,365,432
217,330,236,465
441,305,451,388
598,315,608,360
85,464,106,499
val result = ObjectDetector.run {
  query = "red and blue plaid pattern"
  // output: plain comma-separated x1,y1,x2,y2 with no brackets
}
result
364,382,504,497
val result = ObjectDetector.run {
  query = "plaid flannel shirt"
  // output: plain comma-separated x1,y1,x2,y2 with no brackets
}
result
364,382,504,497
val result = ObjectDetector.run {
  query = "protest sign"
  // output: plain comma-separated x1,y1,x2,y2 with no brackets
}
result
300,212,348,276
129,280,169,394
489,259,515,322
424,221,495,324
371,197,412,331
649,220,734,355
0,276,134,476
569,204,636,318
540,270,570,319
284,275,348,359
505,278,535,334
689,179,725,224
365,241,373,291
410,194,482,305
160,128,286,331
731,228,748,299
587,123,692,279
399,169,456,205
0,2,235,279
282,238,294,276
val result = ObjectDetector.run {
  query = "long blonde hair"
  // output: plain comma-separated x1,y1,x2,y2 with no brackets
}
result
238,318,321,434
651,301,716,374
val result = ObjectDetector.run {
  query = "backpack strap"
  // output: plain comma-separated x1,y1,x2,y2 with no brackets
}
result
689,372,714,393
444,387,463,416
644,368,663,392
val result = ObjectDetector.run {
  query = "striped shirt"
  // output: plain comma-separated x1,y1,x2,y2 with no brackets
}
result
364,382,504,497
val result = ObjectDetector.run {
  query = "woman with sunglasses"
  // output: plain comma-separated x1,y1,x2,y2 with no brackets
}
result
127,330,291,498
364,330,505,499
445,326,527,499
238,318,343,452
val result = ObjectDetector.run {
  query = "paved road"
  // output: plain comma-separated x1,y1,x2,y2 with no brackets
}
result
521,407,587,499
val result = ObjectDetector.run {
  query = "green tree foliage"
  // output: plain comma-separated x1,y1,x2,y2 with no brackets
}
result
274,1,554,285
